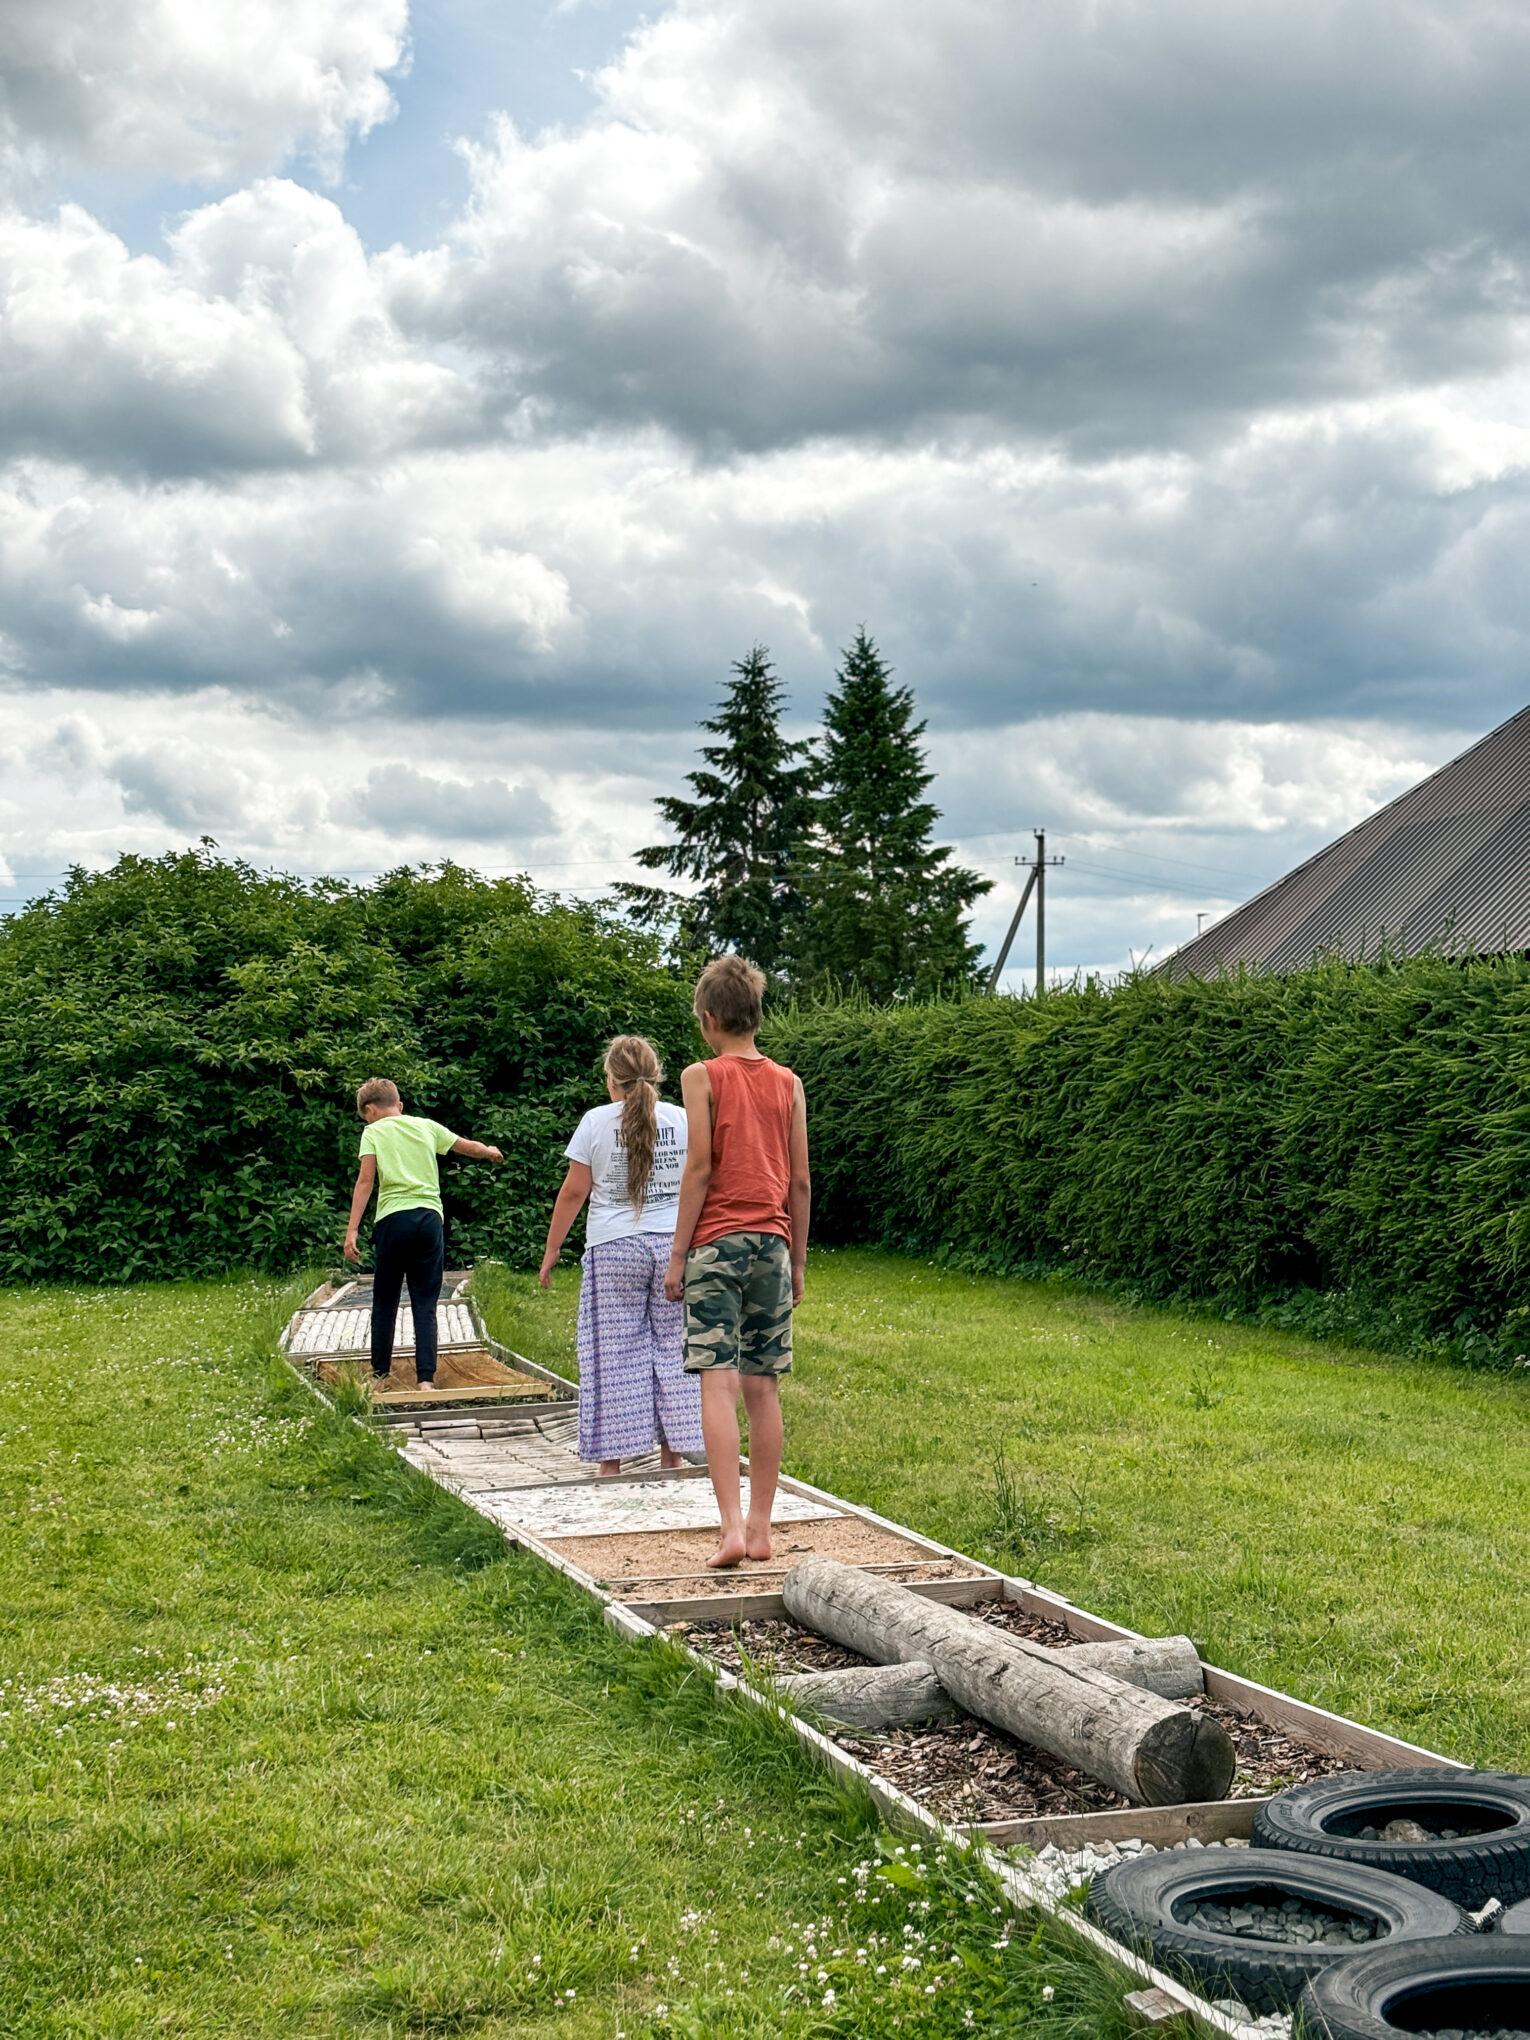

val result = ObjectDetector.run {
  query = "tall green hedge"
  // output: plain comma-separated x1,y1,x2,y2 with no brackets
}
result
763,957,1530,1360
0,851,695,1283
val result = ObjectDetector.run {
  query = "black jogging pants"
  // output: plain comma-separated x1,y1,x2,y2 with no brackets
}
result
370,1206,445,1383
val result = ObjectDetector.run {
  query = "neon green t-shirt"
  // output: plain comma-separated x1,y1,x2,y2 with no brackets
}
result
359,1114,457,1223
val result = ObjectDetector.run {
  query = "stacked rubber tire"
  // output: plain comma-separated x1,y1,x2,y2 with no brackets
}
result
1087,1848,1467,2015
1250,1770,1530,1909
1086,1769,1530,2033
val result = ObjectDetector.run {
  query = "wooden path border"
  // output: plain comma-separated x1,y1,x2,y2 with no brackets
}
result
280,1278,1467,2040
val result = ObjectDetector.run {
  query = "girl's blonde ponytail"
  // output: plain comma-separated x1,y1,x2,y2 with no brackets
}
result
604,1035,664,1212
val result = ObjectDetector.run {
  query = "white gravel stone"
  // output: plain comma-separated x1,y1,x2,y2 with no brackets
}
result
1027,1835,1290,2036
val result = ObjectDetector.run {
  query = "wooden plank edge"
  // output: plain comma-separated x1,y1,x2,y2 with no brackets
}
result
625,1574,1002,1628
279,1348,336,1411
1003,1576,1148,1643
473,1464,713,1497
645,1617,1251,2037
399,1393,1252,2039
969,1797,1271,1852
1200,1665,1464,1772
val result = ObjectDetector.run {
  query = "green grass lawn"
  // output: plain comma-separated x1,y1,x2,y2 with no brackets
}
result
490,1248,1530,1773
0,1276,1127,2040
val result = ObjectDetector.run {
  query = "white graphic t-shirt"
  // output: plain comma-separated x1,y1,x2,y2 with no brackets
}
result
565,1100,688,1246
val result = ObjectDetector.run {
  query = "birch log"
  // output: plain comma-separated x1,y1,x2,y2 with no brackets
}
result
782,1560,1234,1806
777,1660,957,1729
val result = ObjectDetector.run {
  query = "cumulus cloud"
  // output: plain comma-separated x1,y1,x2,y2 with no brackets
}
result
0,183,475,475
0,0,407,183
110,741,255,832
353,763,556,840
0,0,1525,980
0,398,1523,733
0,689,628,888
0,683,1466,981
386,0,1530,452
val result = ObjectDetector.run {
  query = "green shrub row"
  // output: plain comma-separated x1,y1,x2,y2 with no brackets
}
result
764,957,1530,1362
0,850,695,1283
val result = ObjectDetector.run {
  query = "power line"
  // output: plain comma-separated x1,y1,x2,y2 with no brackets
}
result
957,828,1272,890
1060,857,1252,894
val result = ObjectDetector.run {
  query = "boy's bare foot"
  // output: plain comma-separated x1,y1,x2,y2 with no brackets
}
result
744,1523,773,1562
657,1446,683,1470
707,1532,749,1568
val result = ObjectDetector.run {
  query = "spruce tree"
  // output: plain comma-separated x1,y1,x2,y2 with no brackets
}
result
618,646,816,973
792,630,990,1000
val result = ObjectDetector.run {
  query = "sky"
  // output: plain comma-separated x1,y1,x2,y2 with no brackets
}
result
1,0,1526,984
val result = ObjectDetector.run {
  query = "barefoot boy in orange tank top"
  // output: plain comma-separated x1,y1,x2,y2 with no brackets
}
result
664,955,811,1570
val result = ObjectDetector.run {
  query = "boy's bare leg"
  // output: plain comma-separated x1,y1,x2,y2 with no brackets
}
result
740,1375,782,1561
657,1444,683,1469
598,1459,622,1477
700,1369,747,1566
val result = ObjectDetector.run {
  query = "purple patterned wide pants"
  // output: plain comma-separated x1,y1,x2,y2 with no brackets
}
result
577,1235,704,1462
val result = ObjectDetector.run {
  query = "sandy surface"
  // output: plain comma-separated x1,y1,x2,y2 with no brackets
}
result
317,1349,557,1403
546,1513,987,1596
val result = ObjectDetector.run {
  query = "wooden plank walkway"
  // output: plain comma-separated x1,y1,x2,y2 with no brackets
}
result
280,1275,1466,2040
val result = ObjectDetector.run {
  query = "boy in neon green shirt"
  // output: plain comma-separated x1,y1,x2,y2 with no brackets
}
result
343,1078,503,1388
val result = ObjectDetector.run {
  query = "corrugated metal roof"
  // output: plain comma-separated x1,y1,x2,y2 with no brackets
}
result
1163,703,1530,977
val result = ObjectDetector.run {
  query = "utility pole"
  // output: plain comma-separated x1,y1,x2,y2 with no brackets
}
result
987,830,1065,995
1035,829,1048,993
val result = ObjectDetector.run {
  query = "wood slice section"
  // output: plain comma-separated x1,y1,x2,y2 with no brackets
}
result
783,1557,1234,1807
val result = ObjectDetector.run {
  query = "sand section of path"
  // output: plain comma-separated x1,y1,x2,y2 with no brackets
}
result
546,1514,987,1597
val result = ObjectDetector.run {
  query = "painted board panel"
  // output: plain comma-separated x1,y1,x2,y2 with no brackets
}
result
288,1301,477,1354
481,1478,840,1540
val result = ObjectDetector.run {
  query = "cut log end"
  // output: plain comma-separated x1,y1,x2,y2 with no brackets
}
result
1133,1708,1237,1807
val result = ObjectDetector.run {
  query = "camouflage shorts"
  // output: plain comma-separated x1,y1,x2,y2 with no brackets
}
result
682,1231,794,1377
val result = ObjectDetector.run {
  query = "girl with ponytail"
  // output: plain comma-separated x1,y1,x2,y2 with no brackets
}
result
539,1035,703,1473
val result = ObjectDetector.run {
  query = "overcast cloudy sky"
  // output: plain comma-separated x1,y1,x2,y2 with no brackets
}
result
1,0,1524,981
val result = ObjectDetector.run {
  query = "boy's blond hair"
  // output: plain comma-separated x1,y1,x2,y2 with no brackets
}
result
694,954,765,1036
356,1076,401,1112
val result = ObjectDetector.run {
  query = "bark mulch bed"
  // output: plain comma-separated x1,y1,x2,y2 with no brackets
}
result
1185,1694,1353,1796
677,1611,1355,1824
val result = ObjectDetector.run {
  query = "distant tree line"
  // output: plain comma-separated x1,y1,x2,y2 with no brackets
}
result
618,631,991,1001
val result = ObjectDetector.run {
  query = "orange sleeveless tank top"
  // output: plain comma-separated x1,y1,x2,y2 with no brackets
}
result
692,1054,797,1248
